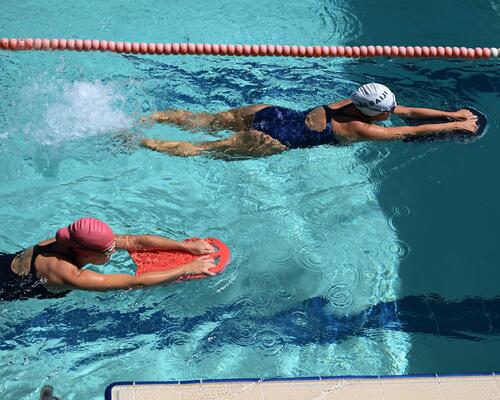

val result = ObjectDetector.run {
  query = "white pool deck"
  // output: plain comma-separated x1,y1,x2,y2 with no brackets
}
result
107,373,500,400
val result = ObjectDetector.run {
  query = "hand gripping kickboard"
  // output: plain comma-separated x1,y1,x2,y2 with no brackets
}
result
129,237,230,280
403,107,488,143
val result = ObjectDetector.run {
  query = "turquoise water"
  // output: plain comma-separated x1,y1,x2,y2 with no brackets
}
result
0,0,499,399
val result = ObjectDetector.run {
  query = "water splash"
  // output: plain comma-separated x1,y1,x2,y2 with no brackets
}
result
24,81,132,145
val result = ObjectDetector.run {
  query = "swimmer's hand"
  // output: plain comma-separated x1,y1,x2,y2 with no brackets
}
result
453,119,478,134
184,239,216,255
451,109,478,121
183,255,216,276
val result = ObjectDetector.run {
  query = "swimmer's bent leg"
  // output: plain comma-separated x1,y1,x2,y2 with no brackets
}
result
140,130,287,158
144,104,272,133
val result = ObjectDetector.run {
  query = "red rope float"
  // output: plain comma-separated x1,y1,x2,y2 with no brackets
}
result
1,38,498,58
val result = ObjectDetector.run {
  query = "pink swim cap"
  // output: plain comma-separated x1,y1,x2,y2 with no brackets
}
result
56,217,115,253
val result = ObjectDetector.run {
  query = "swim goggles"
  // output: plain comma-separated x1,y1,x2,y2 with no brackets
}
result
102,243,116,257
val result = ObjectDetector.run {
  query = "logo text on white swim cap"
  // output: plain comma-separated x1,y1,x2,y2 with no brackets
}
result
354,91,388,108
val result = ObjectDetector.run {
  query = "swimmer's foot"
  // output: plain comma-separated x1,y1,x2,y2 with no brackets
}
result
140,138,202,156
139,115,155,126
139,110,180,127
148,109,191,124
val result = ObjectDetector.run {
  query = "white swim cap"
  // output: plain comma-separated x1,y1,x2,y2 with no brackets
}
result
351,83,397,116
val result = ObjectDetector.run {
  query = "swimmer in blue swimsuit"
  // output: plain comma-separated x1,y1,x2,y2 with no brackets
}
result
140,83,478,159
250,105,341,149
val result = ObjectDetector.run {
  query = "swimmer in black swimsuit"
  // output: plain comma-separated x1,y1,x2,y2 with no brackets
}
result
0,217,217,301
140,83,478,159
0,248,70,301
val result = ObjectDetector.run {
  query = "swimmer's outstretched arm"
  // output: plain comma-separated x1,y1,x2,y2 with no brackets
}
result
114,234,215,255
393,106,475,121
352,118,478,141
56,256,216,291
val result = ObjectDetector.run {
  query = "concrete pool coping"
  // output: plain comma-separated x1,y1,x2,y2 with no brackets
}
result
106,372,500,399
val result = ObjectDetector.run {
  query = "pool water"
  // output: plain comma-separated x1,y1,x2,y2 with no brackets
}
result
0,0,499,399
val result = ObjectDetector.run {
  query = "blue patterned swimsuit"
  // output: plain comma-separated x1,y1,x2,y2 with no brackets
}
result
251,105,342,148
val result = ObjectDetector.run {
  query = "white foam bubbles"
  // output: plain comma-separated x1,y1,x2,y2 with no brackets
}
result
27,81,133,145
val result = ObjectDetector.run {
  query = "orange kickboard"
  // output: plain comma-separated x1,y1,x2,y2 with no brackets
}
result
129,237,230,279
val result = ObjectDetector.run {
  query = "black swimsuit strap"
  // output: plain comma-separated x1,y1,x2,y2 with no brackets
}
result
322,104,353,121
29,245,41,275
29,244,77,276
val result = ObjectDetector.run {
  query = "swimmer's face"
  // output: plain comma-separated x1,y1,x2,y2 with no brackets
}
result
79,250,114,266
90,252,112,265
87,243,116,265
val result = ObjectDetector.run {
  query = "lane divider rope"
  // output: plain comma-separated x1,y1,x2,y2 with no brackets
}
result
1,38,499,58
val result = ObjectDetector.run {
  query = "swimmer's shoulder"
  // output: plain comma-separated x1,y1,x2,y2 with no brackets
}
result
326,98,352,109
36,254,80,286
306,99,351,114
38,237,57,246
33,240,79,276
306,99,354,131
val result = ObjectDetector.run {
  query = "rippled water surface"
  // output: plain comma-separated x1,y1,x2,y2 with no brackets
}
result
1,0,499,399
